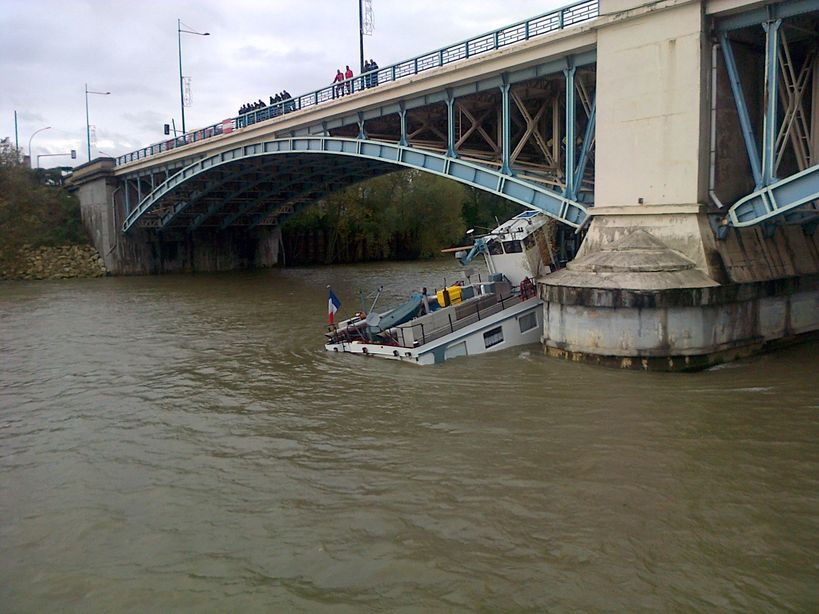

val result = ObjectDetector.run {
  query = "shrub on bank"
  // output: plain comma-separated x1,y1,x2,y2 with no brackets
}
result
0,152,90,269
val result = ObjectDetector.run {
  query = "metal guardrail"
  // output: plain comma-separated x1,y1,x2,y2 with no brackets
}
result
115,0,599,167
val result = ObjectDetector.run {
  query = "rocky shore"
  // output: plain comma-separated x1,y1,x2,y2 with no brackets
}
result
0,244,107,280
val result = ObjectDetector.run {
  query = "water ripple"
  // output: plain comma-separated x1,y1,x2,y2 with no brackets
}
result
1,268,817,612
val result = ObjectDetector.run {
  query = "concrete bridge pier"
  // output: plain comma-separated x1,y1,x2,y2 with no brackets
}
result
69,159,280,275
539,0,819,370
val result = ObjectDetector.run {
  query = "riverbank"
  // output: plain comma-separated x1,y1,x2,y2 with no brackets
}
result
0,244,107,280
1,156,102,280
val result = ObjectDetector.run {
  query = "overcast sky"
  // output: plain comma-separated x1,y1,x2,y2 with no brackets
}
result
1,0,565,167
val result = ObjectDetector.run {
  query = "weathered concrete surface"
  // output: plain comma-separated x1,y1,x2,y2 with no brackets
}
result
595,1,709,211
552,228,719,289
69,159,280,275
541,275,818,370
540,229,818,370
718,226,819,283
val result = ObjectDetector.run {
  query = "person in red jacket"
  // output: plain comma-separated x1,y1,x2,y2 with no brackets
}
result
333,69,344,98
344,65,353,94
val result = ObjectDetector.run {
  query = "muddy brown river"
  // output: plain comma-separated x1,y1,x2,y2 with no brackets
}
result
1,260,817,611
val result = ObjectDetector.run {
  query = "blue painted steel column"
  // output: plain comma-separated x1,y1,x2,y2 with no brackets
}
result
761,17,782,185
137,177,142,204
446,89,457,158
398,102,409,147
571,91,596,202
563,62,576,198
719,33,763,188
357,112,367,140
499,76,511,174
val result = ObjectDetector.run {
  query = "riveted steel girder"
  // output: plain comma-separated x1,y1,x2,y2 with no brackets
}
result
726,163,819,227
122,137,589,234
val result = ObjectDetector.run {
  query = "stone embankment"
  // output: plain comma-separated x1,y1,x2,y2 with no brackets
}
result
0,245,107,280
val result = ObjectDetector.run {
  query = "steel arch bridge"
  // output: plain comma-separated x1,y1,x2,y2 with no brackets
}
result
122,137,589,234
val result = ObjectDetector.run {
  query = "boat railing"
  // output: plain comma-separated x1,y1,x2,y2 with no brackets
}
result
397,292,529,348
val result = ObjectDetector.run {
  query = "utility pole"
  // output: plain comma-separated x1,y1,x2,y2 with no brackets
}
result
358,0,365,74
178,18,211,137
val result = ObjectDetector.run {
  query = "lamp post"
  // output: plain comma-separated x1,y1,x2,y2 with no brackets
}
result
178,19,210,136
85,84,110,161
28,126,52,168
359,0,365,74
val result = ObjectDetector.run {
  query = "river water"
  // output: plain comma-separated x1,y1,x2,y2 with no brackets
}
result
1,260,817,612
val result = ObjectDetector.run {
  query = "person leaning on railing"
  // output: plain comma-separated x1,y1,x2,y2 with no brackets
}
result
344,65,353,94
369,59,379,87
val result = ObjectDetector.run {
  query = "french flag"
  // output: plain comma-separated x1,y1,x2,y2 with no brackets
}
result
328,287,341,324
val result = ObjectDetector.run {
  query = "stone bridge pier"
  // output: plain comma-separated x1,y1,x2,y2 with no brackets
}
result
539,0,819,370
69,159,280,274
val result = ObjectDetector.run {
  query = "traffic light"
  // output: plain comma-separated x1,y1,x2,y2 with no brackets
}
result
164,124,170,135
71,149,77,159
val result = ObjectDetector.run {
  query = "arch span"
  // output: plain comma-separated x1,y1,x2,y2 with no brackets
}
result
122,137,589,233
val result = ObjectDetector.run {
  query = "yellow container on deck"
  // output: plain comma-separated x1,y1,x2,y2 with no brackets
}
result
436,285,462,307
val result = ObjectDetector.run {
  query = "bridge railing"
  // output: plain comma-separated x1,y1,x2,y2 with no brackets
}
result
115,0,598,167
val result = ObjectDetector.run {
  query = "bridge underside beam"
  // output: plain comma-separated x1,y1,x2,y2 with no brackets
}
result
122,137,588,234
322,64,596,198
726,163,819,227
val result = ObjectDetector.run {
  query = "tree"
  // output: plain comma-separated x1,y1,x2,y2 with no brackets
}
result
0,154,88,264
282,170,467,264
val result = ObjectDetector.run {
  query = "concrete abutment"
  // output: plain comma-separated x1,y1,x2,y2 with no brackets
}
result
69,159,280,275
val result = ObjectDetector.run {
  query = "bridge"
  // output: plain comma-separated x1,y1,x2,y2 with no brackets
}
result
71,0,819,370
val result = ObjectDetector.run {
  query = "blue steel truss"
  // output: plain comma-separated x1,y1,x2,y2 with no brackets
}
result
718,1,819,229
122,137,589,233
726,164,819,228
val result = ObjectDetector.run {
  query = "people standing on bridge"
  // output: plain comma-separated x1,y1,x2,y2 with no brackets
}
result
344,65,353,94
369,59,379,87
333,70,344,98
363,60,372,88
282,90,294,112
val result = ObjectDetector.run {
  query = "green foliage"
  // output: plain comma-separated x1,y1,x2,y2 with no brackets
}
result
461,186,523,235
283,170,467,264
0,154,89,264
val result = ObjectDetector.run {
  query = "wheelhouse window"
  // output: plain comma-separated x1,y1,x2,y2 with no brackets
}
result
502,240,523,254
488,240,504,256
483,326,504,348
518,311,537,333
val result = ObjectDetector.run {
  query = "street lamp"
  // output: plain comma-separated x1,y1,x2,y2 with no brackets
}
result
85,83,110,161
178,18,210,136
28,126,52,168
